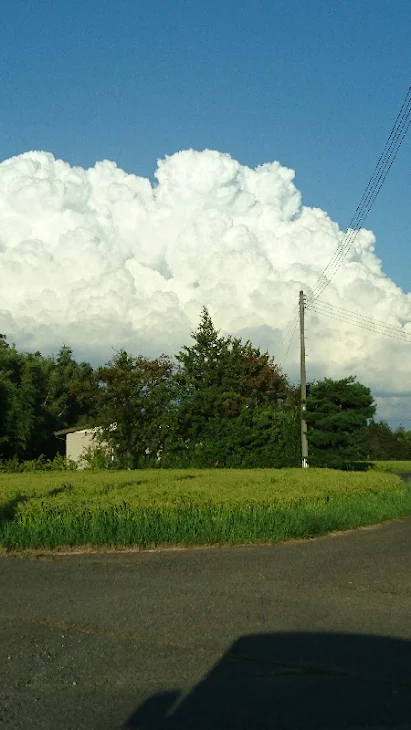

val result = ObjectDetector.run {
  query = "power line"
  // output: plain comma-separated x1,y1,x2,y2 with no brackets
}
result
308,302,411,343
313,300,410,334
282,312,299,366
309,97,411,301
276,305,299,363
307,300,411,345
348,86,411,231
307,85,411,302
309,298,411,342
308,304,411,344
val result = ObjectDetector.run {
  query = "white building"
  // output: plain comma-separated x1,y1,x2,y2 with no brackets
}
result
54,425,115,466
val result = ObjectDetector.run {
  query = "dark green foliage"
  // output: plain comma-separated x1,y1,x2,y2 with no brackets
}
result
161,409,300,469
95,311,298,470
44,345,100,431
0,338,48,459
306,376,376,468
0,337,100,461
176,308,287,408
169,308,295,467
0,455,75,473
366,420,411,461
97,351,176,468
1,315,409,469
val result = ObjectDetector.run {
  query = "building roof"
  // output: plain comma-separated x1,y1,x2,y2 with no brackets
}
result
54,426,95,436
54,423,116,437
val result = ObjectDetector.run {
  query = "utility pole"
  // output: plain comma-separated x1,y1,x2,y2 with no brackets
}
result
299,290,309,468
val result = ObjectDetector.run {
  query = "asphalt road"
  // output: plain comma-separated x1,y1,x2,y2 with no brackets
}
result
1,518,411,730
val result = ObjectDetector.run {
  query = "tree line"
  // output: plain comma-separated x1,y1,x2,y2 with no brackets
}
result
1,310,410,469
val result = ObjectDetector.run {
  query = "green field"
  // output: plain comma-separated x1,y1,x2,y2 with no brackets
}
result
372,460,411,472
1,468,411,551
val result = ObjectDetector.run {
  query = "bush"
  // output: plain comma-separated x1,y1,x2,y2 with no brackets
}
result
78,444,120,470
0,454,76,473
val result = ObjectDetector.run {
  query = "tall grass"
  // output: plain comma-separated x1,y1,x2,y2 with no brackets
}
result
372,460,411,472
1,469,411,551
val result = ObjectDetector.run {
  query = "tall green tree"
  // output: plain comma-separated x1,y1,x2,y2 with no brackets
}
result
0,337,47,458
0,336,33,459
306,376,376,468
395,425,411,459
365,420,402,460
0,336,101,461
172,308,294,466
97,351,176,468
44,345,100,430
177,309,287,416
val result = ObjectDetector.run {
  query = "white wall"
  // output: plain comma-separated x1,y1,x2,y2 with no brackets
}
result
66,429,98,464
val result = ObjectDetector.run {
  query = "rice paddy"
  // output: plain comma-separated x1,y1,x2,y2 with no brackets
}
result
1,467,411,551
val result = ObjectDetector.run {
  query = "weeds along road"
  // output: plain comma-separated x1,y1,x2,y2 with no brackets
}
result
1,517,411,729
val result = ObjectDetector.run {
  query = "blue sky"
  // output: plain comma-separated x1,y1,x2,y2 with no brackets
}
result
1,0,410,291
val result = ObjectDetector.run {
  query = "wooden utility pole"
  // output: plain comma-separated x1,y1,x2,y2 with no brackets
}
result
299,290,309,468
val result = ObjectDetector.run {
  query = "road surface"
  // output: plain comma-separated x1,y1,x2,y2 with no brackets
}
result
1,518,411,729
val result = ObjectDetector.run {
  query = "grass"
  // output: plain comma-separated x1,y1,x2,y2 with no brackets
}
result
1,468,411,551
372,460,411,472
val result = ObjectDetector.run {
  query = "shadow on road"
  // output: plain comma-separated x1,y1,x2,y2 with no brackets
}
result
124,632,411,729
393,472,411,482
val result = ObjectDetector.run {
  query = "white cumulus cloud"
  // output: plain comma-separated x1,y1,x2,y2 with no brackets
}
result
1,148,410,421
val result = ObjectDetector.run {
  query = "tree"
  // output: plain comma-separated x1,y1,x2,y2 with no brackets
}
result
172,308,293,466
0,337,33,459
44,346,100,430
365,420,404,461
178,407,300,469
97,351,175,468
0,337,101,461
177,308,287,412
305,376,376,468
393,425,411,460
